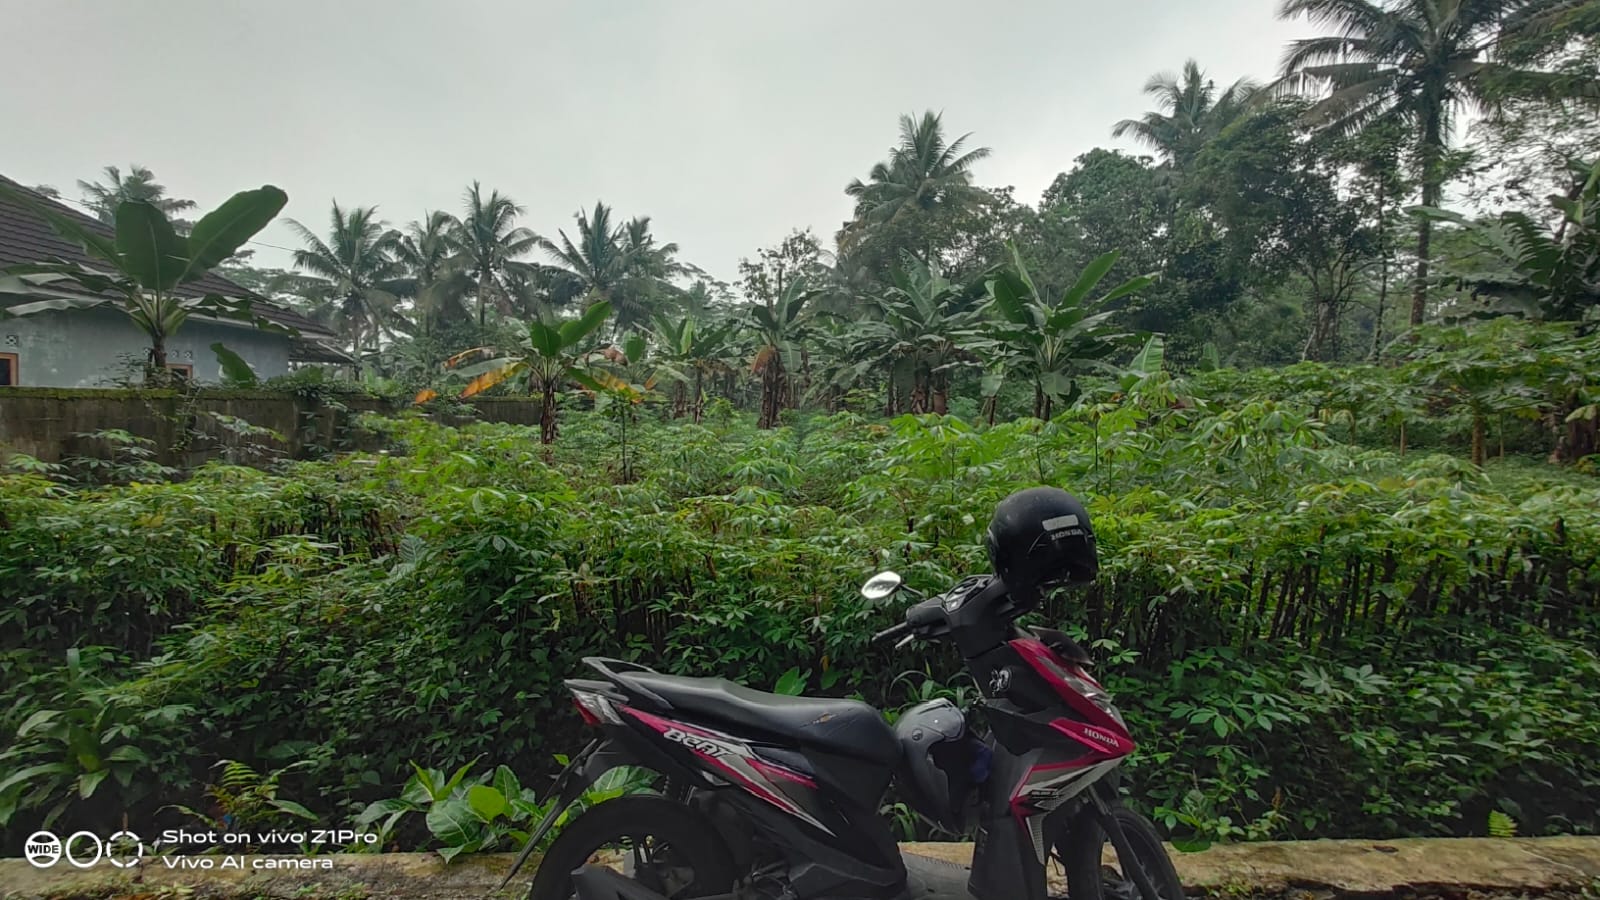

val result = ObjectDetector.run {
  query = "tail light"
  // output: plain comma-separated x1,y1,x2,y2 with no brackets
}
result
571,689,623,727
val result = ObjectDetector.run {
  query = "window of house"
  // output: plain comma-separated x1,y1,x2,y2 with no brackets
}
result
0,352,17,386
166,363,193,380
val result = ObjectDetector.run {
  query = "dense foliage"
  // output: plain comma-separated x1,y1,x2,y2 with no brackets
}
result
3,334,1597,854
5,0,1598,865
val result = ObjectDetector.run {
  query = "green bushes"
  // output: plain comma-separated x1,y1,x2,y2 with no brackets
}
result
2,356,1597,849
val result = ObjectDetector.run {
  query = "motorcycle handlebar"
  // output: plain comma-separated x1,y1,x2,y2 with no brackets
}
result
871,621,911,643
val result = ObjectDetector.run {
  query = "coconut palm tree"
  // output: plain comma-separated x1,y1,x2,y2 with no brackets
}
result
1274,0,1600,326
456,182,539,327
1112,60,1260,171
845,111,992,231
543,202,686,331
77,165,197,225
395,210,470,332
285,202,407,363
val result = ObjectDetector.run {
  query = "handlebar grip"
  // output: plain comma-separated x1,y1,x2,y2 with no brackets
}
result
872,621,911,643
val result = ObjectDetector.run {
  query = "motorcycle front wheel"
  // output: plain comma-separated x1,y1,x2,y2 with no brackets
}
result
1055,804,1184,900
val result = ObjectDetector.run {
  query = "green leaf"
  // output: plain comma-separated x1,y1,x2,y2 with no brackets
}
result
355,797,415,826
0,294,112,317
1096,273,1157,306
1039,370,1074,398
560,300,613,347
15,709,61,737
269,799,318,821
77,769,110,799
623,332,647,365
1061,250,1120,308
773,667,808,696
1127,335,1165,378
0,763,75,796
492,766,521,803
403,763,437,803
466,784,508,822
425,796,483,848
115,200,187,291
181,186,289,279
105,746,150,764
211,342,259,387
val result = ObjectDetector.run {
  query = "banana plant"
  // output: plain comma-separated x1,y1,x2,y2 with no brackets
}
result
984,241,1154,420
1417,158,1599,324
0,183,290,384
422,301,613,444
651,312,737,421
748,277,816,429
856,260,988,415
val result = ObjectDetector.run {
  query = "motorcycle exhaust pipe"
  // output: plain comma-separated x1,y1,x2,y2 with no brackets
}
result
572,865,675,900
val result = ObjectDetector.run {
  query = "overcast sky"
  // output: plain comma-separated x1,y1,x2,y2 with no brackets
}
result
2,1,1313,284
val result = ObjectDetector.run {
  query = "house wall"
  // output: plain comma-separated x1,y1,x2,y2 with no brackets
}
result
0,307,294,387
0,389,547,466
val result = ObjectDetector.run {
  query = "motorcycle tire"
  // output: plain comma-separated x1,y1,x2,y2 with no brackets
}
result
525,794,738,900
1057,804,1184,900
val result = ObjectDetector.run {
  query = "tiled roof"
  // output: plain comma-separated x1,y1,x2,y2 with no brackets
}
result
0,173,337,343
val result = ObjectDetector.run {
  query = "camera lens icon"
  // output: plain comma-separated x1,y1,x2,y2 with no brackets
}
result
24,831,62,868
23,830,143,868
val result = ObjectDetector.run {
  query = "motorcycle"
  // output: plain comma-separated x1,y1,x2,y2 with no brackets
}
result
501,569,1182,900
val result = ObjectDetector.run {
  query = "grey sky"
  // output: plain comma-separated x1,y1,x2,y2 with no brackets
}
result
2,1,1310,284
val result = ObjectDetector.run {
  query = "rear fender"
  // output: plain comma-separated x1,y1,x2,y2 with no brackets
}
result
498,739,645,887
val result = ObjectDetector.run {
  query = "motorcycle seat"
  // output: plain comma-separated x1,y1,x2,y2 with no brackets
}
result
611,669,899,765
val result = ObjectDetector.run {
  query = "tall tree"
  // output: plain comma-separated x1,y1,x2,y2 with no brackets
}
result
456,182,539,327
77,165,197,226
541,202,632,322
842,111,992,267
1194,100,1380,362
1112,60,1260,172
395,210,469,333
1274,0,1600,327
285,202,406,363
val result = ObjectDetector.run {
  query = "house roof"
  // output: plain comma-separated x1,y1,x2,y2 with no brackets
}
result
0,174,348,360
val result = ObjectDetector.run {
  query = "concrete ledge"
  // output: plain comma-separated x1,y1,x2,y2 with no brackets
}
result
3,837,1598,900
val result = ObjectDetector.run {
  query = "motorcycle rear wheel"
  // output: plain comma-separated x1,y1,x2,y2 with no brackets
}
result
1056,804,1184,900
526,794,737,900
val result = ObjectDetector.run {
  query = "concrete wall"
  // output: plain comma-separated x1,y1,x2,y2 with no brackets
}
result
0,388,545,466
1,307,293,387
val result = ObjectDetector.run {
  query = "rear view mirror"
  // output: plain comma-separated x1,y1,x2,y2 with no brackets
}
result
860,571,905,601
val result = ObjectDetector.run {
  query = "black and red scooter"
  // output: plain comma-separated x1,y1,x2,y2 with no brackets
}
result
502,487,1182,900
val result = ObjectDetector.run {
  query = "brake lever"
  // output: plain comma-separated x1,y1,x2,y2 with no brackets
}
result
894,634,915,650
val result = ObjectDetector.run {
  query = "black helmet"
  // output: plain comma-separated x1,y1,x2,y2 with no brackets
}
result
985,486,1097,603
